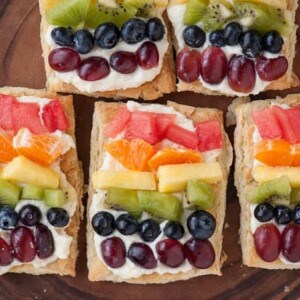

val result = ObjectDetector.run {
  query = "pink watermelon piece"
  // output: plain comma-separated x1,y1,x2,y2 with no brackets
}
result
156,114,176,138
0,94,16,131
286,105,300,143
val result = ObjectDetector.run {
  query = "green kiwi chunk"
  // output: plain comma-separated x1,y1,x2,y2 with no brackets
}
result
290,189,300,204
106,188,142,219
137,191,182,221
0,178,21,206
125,0,156,18
43,188,65,207
184,0,209,25
21,184,43,200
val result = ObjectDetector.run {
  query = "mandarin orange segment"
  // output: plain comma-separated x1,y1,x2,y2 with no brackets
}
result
105,139,154,171
292,144,300,166
147,148,203,172
0,129,17,163
14,128,66,167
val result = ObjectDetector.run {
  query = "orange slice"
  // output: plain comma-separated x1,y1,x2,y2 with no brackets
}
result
147,148,203,172
0,129,17,163
105,139,154,171
14,128,66,167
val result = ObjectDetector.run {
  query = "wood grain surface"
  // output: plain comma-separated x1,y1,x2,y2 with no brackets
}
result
0,1,300,299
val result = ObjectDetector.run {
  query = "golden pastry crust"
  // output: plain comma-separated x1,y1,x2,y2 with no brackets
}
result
0,87,83,276
87,101,232,283
234,93,300,269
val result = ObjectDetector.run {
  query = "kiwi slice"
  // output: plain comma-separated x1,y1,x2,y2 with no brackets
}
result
183,0,209,25
43,188,65,207
246,176,291,204
106,187,142,219
290,189,300,204
0,178,21,206
125,0,156,17
21,184,43,200
138,191,182,221
186,180,215,210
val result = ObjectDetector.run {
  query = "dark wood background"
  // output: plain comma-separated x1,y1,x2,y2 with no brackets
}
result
0,1,300,299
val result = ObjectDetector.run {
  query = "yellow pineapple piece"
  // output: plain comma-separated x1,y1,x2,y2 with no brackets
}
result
235,0,287,9
252,166,300,188
169,0,188,5
92,170,156,190
157,162,223,193
154,0,169,8
2,156,60,189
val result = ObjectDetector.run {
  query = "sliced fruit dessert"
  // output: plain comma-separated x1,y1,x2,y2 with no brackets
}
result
167,0,299,96
0,87,82,276
87,100,232,283
234,93,300,269
38,0,175,100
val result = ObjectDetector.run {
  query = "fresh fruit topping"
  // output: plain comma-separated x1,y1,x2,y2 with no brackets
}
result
128,242,157,269
11,226,36,263
157,162,222,193
0,179,21,206
156,239,185,268
47,207,70,227
209,30,226,47
163,221,184,240
183,0,209,25
176,49,201,83
110,51,138,74
138,191,183,221
2,156,60,189
262,30,283,54
0,206,19,230
227,55,256,93
106,187,142,219
240,30,262,58
146,17,165,41
286,106,300,144
43,188,65,207
255,56,288,81
77,57,110,81
184,238,215,269
92,211,115,236
292,205,300,224
51,27,74,46
94,22,120,49
200,46,227,84
136,42,159,69
101,237,126,268
156,113,176,138
115,214,138,235
291,190,300,204
274,205,291,225
223,22,242,46
0,130,17,163
281,224,300,262
183,25,206,48
0,237,13,266
21,184,43,200
0,94,15,131
35,223,55,259
73,29,94,54
121,18,146,44
254,202,274,222
19,204,42,227
48,48,81,72
138,219,161,242
253,224,281,262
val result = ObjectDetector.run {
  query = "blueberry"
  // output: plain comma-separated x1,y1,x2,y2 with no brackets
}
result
292,205,300,224
47,207,70,227
254,202,274,222
262,30,284,54
187,210,216,240
138,219,161,242
146,17,165,42
240,30,262,58
209,30,226,47
73,30,94,54
163,221,184,240
116,214,138,235
121,18,146,44
0,206,19,230
92,211,115,236
19,204,41,226
274,205,292,225
94,22,120,49
183,25,206,48
51,27,74,47
224,22,243,46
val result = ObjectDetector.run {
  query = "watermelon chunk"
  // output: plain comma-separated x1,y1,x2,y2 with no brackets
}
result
0,94,16,130
286,106,300,143
195,120,223,152
156,114,176,138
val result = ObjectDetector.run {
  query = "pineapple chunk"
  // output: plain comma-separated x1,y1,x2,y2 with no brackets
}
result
235,0,287,9
154,0,169,8
2,156,60,189
92,170,156,190
157,162,223,193
169,0,188,5
253,166,300,188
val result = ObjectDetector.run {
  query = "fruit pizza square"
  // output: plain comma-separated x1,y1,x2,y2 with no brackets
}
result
0,87,83,276
167,0,299,96
234,94,300,268
38,0,176,100
87,100,232,283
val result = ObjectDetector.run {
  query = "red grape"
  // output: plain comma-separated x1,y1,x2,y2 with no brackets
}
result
101,237,126,268
156,239,185,268
128,242,157,269
176,49,201,83
48,48,80,72
184,238,215,269
282,224,300,263
110,51,138,74
256,56,288,81
0,237,13,266
11,226,36,263
136,41,159,69
200,46,227,84
77,57,110,81
254,224,281,262
35,223,54,259
227,55,256,93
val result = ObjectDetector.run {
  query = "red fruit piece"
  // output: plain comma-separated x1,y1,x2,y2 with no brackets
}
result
48,48,80,72
128,242,157,269
0,94,16,131
101,237,126,268
176,49,201,83
36,223,55,259
256,56,288,81
195,120,223,152
227,55,256,93
77,57,110,81
200,46,227,84
282,224,300,263
0,237,13,266
286,106,300,143
110,51,138,74
156,113,176,138
136,41,159,69
253,224,281,262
